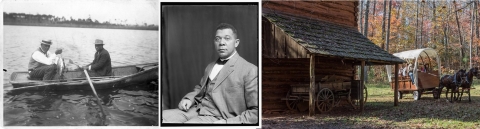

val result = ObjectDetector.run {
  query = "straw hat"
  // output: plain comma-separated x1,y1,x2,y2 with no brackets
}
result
94,39,104,45
41,40,52,45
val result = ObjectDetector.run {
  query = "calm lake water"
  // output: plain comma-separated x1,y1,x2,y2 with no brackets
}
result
3,25,159,126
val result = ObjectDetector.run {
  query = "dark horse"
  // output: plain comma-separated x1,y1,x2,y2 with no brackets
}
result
458,67,480,102
438,69,466,102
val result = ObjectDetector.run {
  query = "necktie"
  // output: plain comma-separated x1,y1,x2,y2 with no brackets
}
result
216,59,228,65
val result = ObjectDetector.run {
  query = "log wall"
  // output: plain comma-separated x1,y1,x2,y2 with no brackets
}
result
263,1,358,27
262,17,309,59
262,57,356,111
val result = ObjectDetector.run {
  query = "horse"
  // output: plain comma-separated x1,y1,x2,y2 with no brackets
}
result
438,69,466,102
458,67,480,102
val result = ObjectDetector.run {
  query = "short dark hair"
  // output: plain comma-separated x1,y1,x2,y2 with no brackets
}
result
215,23,238,38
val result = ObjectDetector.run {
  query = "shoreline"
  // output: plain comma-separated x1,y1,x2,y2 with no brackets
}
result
4,23,159,31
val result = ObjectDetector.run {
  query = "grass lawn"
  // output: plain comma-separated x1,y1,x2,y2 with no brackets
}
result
262,81,480,128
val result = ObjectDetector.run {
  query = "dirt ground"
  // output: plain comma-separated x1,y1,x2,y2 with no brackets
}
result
262,84,480,128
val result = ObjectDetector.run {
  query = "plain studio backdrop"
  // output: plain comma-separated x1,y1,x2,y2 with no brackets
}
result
161,4,259,109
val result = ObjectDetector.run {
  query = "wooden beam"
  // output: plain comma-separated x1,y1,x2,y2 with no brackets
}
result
309,55,316,116
394,64,399,106
360,61,365,112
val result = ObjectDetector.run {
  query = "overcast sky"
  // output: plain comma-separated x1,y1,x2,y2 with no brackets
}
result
3,0,159,25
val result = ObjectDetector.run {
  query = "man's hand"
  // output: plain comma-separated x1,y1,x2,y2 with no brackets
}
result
82,65,89,70
178,99,193,111
55,48,63,55
213,119,226,124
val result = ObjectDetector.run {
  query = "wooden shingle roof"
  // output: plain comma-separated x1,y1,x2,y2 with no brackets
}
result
263,10,405,64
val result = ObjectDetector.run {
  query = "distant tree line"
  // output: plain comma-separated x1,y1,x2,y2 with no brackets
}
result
3,12,158,30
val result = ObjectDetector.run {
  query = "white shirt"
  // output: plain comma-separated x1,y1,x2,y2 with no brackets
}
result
31,48,57,65
209,52,236,80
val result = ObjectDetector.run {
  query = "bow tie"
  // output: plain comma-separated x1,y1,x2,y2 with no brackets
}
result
216,58,229,65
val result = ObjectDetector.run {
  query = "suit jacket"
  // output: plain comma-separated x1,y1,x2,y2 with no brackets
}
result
183,53,258,124
89,49,112,76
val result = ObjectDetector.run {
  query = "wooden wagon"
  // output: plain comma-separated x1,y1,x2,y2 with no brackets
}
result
283,80,367,113
386,48,441,100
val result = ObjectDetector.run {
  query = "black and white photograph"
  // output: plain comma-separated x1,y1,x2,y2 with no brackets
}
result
161,2,259,126
3,0,159,126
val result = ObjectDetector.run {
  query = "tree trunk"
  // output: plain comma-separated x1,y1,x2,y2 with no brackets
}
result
471,0,475,68
363,0,370,83
364,0,370,36
433,1,436,47
455,1,464,68
359,0,364,33
371,0,376,37
420,1,424,48
381,0,387,50
415,0,419,49
386,0,392,52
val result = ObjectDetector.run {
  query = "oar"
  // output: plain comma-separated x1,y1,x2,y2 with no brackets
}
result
84,69,107,125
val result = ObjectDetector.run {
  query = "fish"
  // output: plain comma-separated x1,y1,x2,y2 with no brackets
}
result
55,54,66,79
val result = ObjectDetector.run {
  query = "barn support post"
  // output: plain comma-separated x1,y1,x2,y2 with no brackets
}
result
360,61,365,112
394,63,399,106
309,55,316,116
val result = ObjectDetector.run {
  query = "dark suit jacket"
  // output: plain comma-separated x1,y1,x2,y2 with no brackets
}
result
183,53,258,124
89,49,112,76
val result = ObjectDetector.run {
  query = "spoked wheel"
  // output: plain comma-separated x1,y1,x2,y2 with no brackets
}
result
353,86,368,108
285,90,302,111
316,88,334,113
413,90,422,100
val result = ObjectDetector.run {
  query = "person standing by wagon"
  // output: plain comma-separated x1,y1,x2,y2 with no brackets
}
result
83,39,112,77
28,39,63,80
407,63,414,83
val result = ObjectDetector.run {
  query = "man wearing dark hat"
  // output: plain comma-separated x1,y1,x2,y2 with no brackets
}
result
28,39,63,80
83,39,112,77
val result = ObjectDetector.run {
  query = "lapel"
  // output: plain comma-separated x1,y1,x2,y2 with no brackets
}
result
212,53,239,91
202,62,215,87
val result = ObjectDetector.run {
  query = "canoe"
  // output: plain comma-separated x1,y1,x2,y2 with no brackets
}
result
10,63,158,90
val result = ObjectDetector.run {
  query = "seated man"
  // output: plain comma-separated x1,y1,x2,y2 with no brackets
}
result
83,39,112,77
28,40,62,80
162,23,258,124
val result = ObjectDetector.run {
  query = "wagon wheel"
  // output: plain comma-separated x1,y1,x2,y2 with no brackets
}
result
353,86,368,108
413,90,422,100
285,90,302,111
316,88,334,113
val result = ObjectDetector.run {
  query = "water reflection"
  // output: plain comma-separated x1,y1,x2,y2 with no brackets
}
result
4,82,158,126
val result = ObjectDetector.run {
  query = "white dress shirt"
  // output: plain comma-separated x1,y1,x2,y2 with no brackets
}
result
209,51,236,80
31,48,57,65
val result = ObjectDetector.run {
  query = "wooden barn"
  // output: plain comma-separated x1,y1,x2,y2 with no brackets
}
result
262,1,405,115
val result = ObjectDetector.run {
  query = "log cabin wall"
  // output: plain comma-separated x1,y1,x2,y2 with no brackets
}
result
262,57,355,111
262,1,358,28
261,1,361,111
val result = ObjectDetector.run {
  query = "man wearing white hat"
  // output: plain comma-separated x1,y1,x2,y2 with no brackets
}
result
83,39,112,77
28,39,63,80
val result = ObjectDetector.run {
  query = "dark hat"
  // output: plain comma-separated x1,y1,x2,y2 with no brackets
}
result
41,40,52,45
94,39,104,45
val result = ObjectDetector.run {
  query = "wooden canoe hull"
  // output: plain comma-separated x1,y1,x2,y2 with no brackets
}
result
10,63,158,90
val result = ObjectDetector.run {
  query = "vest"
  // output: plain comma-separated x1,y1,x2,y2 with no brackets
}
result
28,48,48,71
197,77,222,117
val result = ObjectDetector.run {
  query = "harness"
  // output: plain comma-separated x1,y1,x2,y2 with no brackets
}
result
464,71,471,84
453,72,459,86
